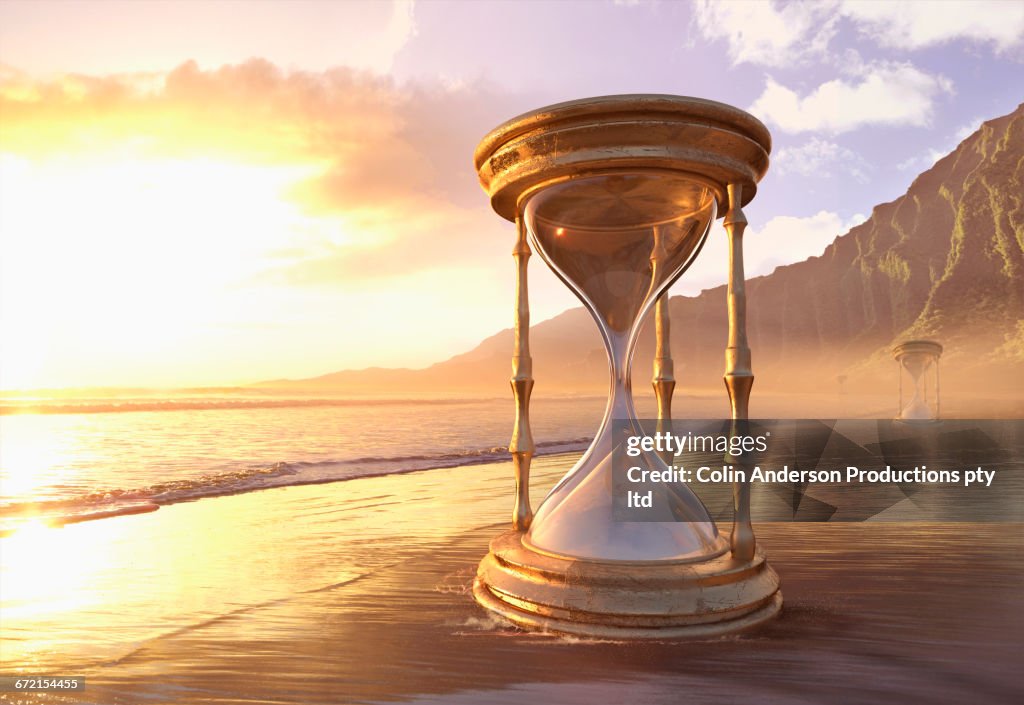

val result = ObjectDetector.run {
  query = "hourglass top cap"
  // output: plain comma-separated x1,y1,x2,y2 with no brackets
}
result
893,340,943,359
475,94,772,223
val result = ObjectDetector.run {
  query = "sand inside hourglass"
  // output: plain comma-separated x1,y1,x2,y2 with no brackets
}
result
524,172,727,562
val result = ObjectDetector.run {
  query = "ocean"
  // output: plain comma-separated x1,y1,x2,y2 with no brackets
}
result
5,393,1023,534
0,394,642,532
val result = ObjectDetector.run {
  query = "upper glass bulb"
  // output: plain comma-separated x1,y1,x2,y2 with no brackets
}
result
524,172,717,341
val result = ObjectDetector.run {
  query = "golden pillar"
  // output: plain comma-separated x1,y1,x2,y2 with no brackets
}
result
651,223,675,463
723,182,755,561
510,216,535,531
652,293,675,433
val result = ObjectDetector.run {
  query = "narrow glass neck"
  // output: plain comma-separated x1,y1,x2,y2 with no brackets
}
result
605,329,637,426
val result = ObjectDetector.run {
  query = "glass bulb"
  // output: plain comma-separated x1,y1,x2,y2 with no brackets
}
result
523,172,725,562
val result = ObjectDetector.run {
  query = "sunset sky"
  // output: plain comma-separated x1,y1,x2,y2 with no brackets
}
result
1,0,1022,390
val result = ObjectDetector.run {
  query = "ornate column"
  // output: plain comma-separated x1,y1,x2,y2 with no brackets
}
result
652,294,674,438
651,224,675,457
723,182,755,561
898,358,903,418
510,215,535,531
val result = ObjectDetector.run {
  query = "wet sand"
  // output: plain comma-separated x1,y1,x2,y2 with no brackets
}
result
1,453,1021,704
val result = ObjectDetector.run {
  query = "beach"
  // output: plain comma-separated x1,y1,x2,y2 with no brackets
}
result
3,3,1024,703
1,450,1021,705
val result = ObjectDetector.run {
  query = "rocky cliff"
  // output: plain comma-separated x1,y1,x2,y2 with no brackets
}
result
267,103,1024,401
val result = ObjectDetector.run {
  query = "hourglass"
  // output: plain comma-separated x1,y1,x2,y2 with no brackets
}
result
473,95,781,637
893,340,943,421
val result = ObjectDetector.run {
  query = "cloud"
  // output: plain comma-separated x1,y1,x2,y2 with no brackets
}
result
0,60,403,163
677,210,867,295
749,61,953,134
952,116,985,141
0,0,418,76
841,0,1024,52
0,59,523,285
773,137,869,182
897,115,985,172
745,210,867,276
693,0,839,67
379,0,419,69
693,1,1023,68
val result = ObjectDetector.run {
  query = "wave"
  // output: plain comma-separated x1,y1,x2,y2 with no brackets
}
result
0,437,591,534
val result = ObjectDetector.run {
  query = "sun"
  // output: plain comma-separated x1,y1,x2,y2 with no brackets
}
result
0,151,327,390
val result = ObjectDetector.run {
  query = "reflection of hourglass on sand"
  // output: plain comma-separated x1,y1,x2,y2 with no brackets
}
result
893,340,943,421
472,95,781,638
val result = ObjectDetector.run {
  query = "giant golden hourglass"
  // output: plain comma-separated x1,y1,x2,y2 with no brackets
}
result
473,95,781,638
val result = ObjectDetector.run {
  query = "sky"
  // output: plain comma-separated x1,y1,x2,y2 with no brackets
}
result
0,0,1022,390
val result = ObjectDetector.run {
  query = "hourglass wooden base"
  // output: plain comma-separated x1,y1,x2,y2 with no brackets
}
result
474,530,781,639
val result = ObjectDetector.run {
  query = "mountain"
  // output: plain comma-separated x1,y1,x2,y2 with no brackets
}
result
260,104,1024,404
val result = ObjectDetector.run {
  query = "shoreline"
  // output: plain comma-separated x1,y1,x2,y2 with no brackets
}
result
1,452,1022,703
5,391,1022,533
0,446,592,533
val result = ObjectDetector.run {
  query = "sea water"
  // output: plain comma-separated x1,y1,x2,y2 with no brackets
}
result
0,394,641,531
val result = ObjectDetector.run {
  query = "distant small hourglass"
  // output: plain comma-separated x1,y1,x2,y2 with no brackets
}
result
894,340,943,421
